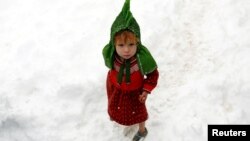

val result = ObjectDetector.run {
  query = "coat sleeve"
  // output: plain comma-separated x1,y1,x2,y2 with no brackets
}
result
143,69,159,93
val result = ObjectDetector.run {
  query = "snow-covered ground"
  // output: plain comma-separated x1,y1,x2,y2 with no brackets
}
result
1,0,250,141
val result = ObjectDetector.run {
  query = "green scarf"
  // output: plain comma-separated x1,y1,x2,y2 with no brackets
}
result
102,0,157,75
117,59,131,84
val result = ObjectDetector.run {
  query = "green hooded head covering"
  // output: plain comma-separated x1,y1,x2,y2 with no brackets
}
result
102,0,157,75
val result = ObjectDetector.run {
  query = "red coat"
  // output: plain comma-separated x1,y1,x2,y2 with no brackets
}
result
106,56,159,126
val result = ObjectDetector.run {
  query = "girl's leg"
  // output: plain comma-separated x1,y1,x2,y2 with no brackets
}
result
132,122,148,140
138,121,146,133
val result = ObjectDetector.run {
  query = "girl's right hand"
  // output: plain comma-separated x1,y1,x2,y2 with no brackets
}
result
139,91,148,103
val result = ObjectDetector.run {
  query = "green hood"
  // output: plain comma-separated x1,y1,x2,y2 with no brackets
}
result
102,0,157,75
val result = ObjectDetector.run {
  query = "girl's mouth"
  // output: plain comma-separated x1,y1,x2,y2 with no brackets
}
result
123,55,131,58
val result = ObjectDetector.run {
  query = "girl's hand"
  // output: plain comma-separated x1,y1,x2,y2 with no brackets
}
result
139,91,149,103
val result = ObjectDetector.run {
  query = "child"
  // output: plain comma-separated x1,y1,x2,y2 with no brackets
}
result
102,0,159,140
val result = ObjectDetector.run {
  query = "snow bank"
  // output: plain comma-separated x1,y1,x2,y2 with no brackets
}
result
0,0,250,141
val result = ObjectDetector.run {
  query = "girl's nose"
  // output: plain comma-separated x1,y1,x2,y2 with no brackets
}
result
124,46,129,52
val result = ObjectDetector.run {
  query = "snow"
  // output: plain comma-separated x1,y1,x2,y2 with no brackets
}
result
0,0,250,141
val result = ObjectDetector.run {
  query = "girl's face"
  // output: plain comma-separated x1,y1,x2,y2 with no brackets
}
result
115,31,138,60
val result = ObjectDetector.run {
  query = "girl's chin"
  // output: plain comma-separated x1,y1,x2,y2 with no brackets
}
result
122,56,131,59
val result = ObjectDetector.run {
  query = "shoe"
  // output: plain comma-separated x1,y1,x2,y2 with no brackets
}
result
132,128,148,141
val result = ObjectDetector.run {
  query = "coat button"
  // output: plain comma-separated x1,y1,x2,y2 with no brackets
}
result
132,111,135,114
117,107,120,109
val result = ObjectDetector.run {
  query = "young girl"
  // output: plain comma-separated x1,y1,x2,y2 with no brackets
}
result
102,0,159,140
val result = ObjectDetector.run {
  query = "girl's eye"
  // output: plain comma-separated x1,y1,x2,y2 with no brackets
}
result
129,43,135,46
118,44,124,47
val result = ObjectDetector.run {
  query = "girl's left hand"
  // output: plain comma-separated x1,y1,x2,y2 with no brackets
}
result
139,91,149,103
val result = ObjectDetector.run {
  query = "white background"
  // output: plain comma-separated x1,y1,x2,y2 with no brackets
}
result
0,0,250,140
